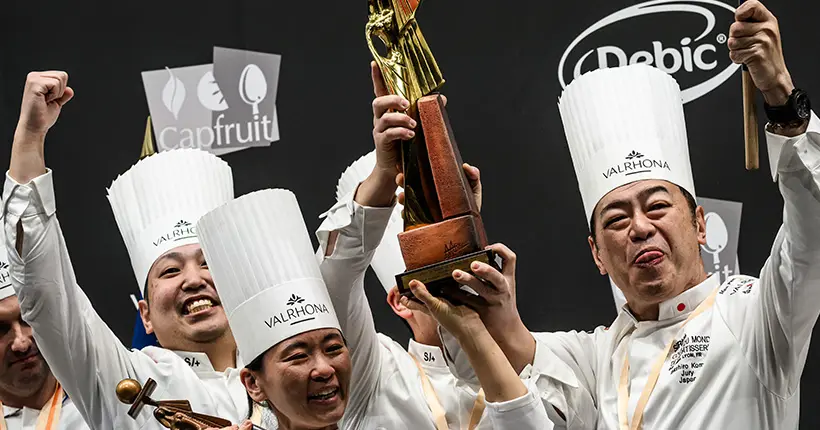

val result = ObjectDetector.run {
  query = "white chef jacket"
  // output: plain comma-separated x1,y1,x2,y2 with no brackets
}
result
447,113,820,430
0,171,264,430
317,194,553,430
2,395,86,430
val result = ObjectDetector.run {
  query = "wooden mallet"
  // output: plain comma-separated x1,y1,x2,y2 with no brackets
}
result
739,0,759,170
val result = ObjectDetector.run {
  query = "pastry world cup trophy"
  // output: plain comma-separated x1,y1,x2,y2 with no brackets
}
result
366,0,497,298
116,378,266,429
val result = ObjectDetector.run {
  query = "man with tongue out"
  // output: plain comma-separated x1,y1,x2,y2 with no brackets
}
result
2,71,270,429
443,3,820,429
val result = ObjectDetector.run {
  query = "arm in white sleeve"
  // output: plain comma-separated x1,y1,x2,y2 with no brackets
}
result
2,170,145,429
485,389,555,430
727,111,820,396
315,190,393,418
443,327,599,429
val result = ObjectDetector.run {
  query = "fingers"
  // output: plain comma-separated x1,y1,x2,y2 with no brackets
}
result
735,0,774,23
729,47,761,65
442,286,489,309
27,71,68,102
375,112,416,133
400,290,434,317
487,243,517,278
463,162,482,210
440,94,448,107
56,86,74,107
727,32,767,51
729,20,771,39
468,260,508,293
371,61,389,97
452,269,497,297
463,163,480,182
239,420,254,430
372,95,409,120
375,127,414,147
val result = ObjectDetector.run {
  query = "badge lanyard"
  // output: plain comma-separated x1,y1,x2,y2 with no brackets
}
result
411,354,486,430
617,288,718,430
0,382,63,430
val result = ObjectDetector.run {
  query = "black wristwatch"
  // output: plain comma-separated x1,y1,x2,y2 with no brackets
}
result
764,88,811,126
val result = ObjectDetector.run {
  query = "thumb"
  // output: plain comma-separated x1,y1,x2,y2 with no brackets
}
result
735,1,770,22
408,280,438,309
55,87,74,107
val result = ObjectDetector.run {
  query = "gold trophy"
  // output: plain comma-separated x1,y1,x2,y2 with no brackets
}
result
116,378,266,430
367,0,497,298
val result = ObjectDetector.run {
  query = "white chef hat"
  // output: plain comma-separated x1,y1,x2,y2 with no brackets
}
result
0,229,13,301
197,189,341,365
336,151,405,293
559,64,696,224
107,148,234,295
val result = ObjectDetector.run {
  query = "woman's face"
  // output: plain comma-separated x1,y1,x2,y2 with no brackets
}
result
241,328,351,428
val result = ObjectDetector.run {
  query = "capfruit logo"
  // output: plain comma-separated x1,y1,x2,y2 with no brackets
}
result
558,0,741,104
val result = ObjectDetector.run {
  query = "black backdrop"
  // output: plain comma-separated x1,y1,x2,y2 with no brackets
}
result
2,0,818,427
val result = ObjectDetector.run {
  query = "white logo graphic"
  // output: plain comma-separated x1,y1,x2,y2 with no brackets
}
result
702,211,728,267
558,0,740,104
239,64,268,119
142,47,281,155
162,67,186,119
197,71,229,111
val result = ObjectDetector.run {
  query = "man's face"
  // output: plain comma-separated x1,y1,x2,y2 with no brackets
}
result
0,296,50,398
243,328,351,428
138,244,230,349
589,180,706,306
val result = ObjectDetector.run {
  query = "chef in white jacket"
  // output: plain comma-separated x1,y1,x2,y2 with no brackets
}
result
2,71,271,429
334,151,491,429
311,62,551,429
0,239,86,430
196,188,551,430
446,3,820,428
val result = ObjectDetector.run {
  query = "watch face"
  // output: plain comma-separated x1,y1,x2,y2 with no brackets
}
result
796,92,811,119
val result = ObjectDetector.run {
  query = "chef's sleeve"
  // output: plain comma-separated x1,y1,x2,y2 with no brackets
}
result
442,326,600,429
725,111,820,397
485,387,556,430
315,188,393,419
2,170,148,430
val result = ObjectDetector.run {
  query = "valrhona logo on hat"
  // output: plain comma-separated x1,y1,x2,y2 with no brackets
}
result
602,150,672,179
153,219,197,247
264,294,332,329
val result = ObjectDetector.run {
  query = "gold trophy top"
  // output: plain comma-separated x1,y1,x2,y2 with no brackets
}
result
366,0,445,106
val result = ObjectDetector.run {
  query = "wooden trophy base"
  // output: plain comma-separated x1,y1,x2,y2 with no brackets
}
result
395,248,498,299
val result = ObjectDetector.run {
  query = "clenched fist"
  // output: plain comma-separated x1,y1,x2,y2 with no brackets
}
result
10,71,73,184
728,1,794,106
17,71,74,137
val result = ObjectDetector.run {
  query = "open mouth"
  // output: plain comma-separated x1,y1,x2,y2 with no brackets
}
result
182,297,218,316
308,387,340,403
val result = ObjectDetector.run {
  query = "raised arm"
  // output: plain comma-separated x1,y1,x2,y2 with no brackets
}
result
314,62,403,417
4,72,155,430
404,274,554,429
720,0,820,397
438,243,600,428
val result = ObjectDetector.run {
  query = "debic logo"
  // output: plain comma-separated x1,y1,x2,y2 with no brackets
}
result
558,0,740,104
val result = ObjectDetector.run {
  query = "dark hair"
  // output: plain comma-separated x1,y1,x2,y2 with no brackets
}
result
589,184,697,243
247,354,264,372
